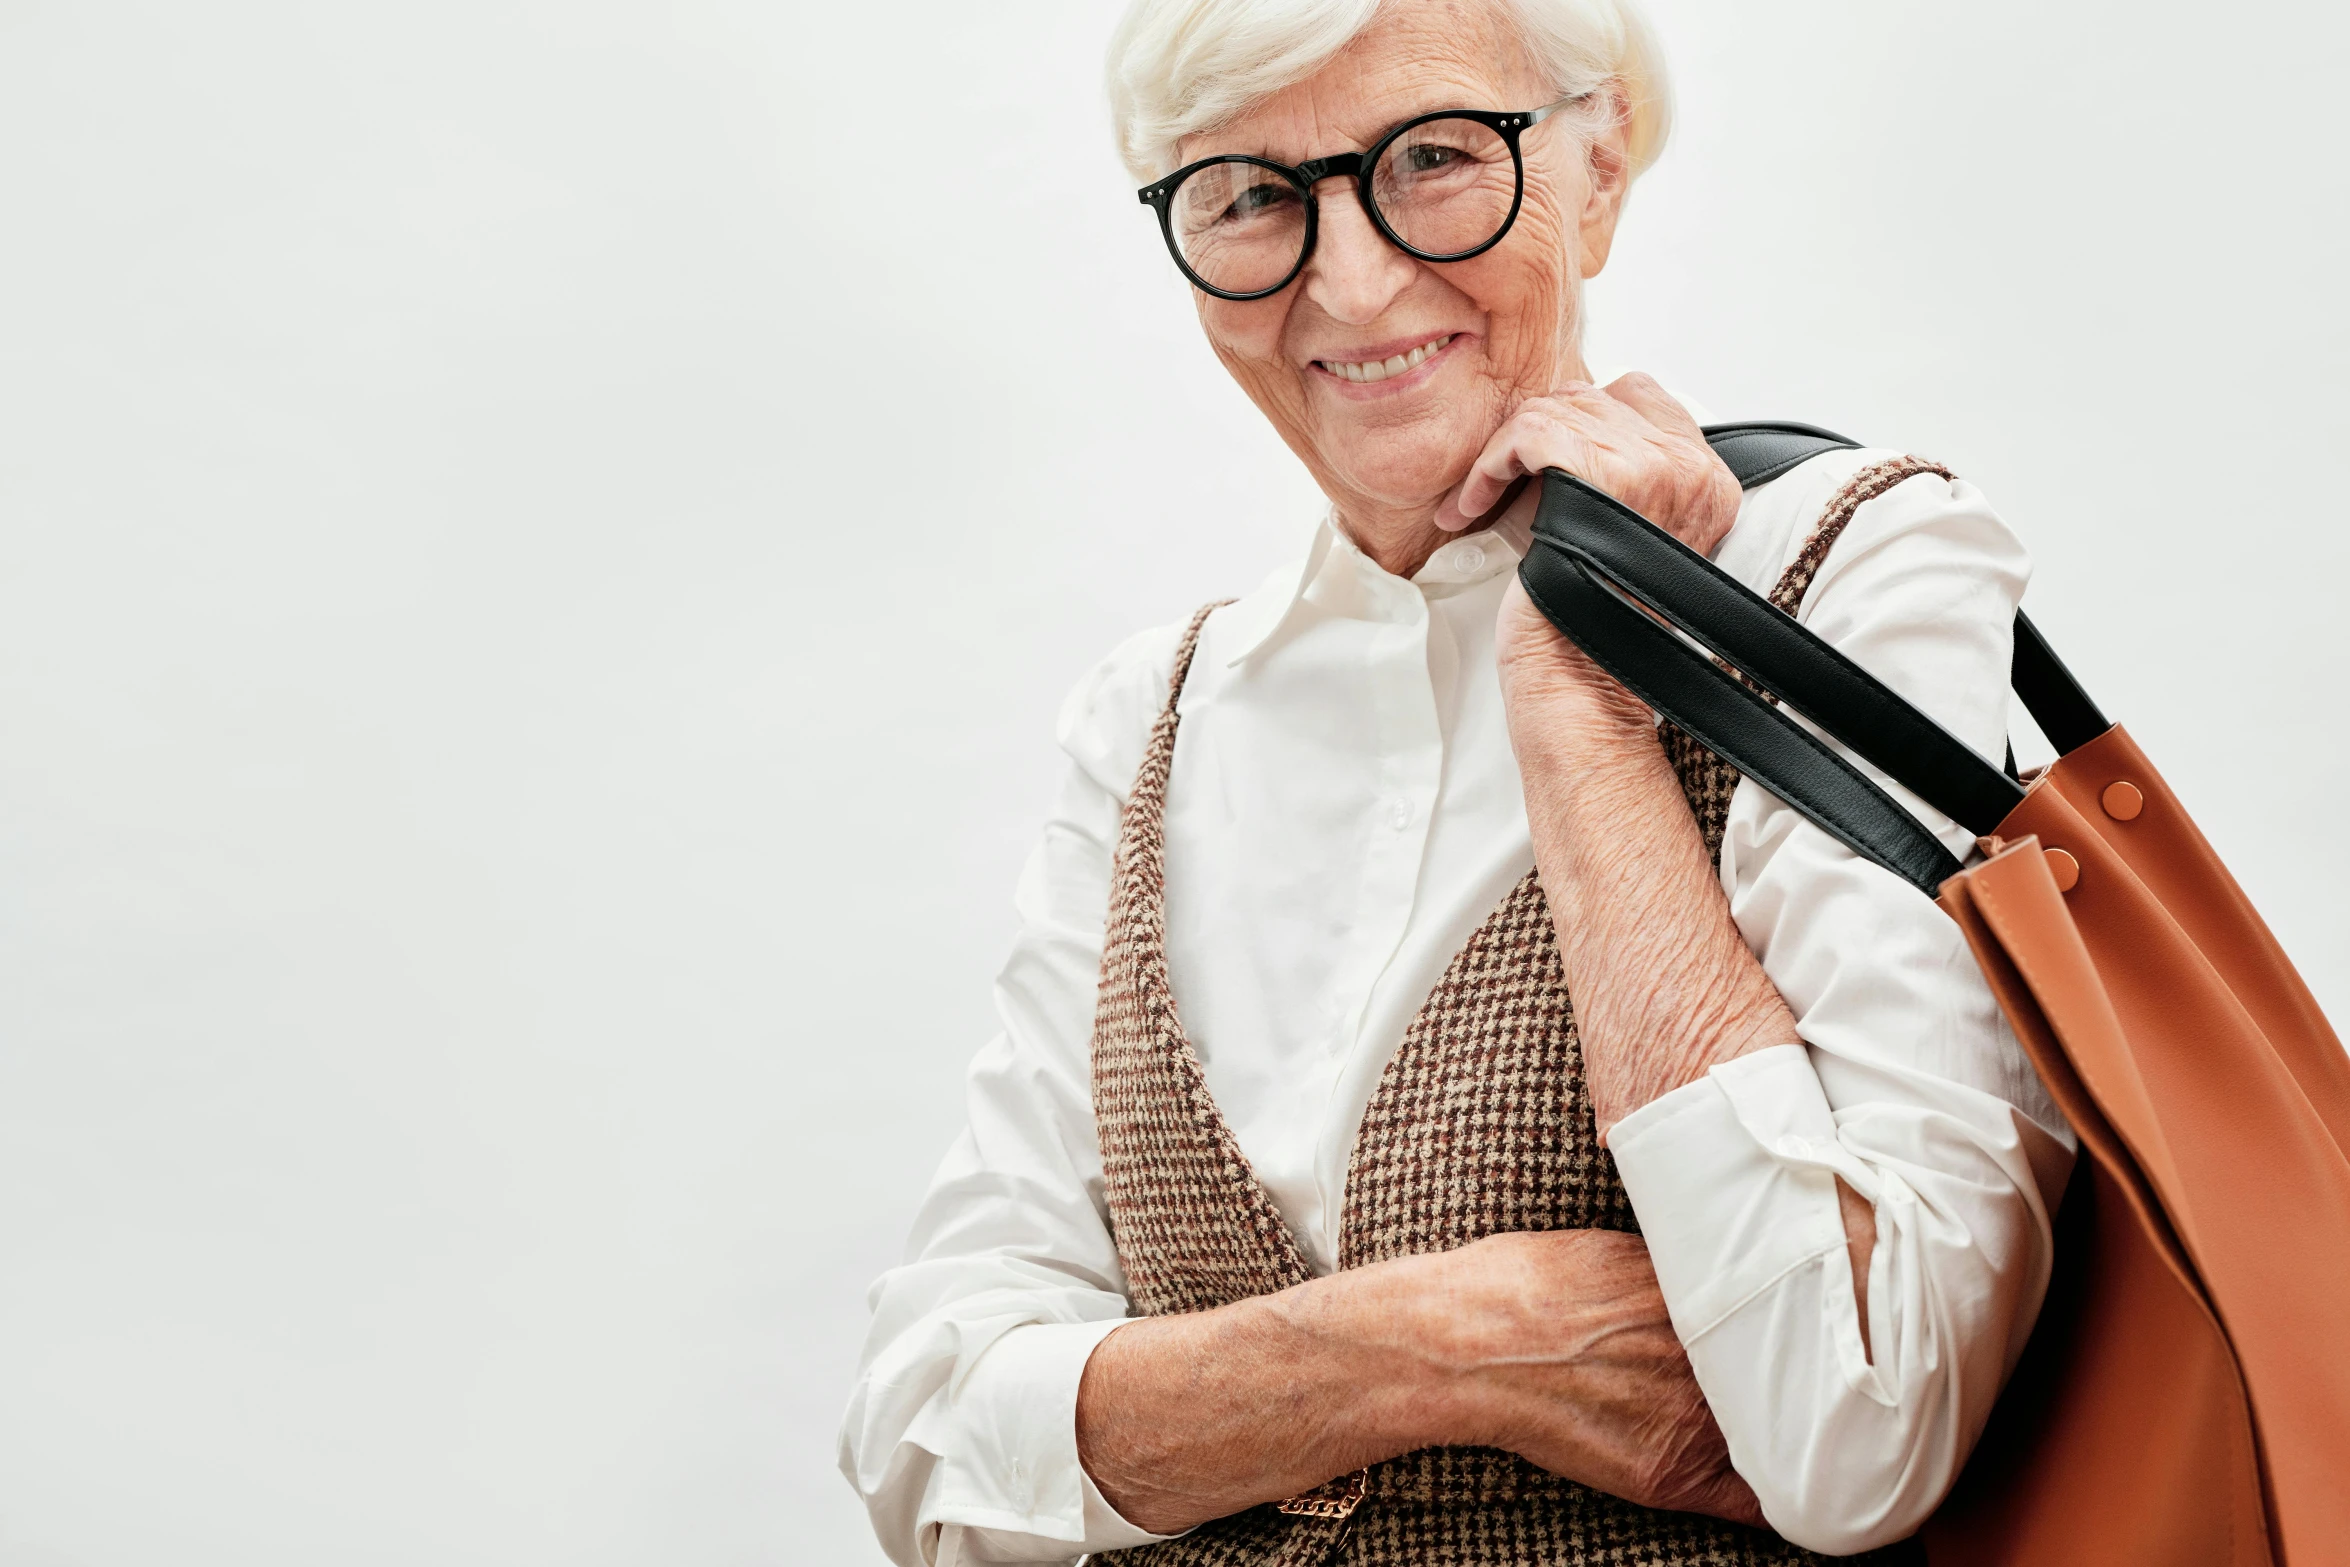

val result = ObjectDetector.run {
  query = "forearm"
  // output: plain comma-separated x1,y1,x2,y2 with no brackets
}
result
1479,438,2058,1550
1513,709,1876,1352
1075,1252,1473,1535
1077,1226,1771,1535
1514,720,1793,1133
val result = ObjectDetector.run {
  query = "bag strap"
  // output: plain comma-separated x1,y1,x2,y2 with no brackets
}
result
1703,420,1864,489
1705,424,2115,758
1518,530,1970,892
1515,423,2111,895
2011,607,2109,756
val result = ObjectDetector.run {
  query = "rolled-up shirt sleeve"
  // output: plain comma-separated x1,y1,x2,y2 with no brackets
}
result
838,628,1183,1566
1609,461,2077,1556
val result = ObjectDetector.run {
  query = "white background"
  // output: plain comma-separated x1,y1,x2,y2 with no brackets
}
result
2,1,2343,1563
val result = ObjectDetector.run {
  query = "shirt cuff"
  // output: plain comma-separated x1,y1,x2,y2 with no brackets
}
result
1608,1044,1852,1344
931,1316,1176,1550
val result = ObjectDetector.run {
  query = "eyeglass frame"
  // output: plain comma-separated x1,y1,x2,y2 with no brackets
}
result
1134,95,1581,302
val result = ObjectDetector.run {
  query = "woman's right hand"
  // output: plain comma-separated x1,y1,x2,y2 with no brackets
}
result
1075,1228,1761,1534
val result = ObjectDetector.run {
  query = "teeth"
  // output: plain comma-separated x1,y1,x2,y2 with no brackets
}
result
1321,334,1452,384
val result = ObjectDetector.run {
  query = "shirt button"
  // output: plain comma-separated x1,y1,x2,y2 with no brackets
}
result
1388,798,1414,830
1452,543,1487,573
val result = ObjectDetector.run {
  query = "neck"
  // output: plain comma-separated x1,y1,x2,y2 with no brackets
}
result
1330,498,1462,579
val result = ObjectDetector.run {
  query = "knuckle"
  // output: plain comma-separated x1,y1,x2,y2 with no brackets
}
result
1520,400,1580,435
1492,410,1551,450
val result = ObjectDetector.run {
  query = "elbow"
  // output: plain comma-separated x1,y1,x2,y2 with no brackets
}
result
1735,1416,1963,1556
1705,1224,2024,1554
1728,1341,1979,1555
1759,1499,1937,1560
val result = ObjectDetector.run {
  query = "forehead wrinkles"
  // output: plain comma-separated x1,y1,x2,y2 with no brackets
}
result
1176,0,1542,166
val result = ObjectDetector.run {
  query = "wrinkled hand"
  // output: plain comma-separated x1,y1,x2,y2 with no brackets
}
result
1435,372,1740,552
1437,1229,1763,1526
1442,374,1738,744
1077,1227,1761,1536
1469,378,1795,1139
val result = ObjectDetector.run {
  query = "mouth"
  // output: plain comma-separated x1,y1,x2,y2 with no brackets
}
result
1313,332,1457,386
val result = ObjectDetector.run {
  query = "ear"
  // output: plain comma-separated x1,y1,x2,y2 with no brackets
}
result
1575,82,1634,280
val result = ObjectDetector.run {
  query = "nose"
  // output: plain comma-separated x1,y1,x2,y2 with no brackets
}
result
1300,178,1416,325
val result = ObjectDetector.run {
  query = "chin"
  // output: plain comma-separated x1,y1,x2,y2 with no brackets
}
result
1324,429,1480,510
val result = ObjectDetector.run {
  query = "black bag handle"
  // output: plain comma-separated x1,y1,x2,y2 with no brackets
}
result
1701,425,2112,758
1514,423,2112,896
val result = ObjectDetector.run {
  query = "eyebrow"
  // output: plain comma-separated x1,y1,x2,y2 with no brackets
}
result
1190,96,1485,165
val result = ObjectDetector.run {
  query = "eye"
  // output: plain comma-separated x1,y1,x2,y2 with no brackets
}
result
1404,143,1463,174
1225,179,1298,221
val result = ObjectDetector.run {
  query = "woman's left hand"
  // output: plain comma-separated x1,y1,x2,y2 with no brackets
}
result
1463,374,1798,1138
1444,373,1739,747
1435,371,1740,551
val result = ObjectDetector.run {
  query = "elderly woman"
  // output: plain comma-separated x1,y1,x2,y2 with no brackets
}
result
841,0,2073,1562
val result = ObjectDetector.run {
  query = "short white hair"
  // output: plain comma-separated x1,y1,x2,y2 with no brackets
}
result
1106,0,1671,186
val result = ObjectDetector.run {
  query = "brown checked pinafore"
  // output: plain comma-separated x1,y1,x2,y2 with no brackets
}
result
1088,460,1945,1567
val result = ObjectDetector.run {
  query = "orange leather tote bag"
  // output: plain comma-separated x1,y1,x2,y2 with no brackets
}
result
1517,423,2350,1567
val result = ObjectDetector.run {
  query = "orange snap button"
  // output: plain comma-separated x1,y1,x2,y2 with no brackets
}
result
2044,847,2080,892
2100,781,2144,821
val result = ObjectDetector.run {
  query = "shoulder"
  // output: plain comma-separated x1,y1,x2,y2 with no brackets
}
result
1712,444,2031,619
1712,439,2029,788
1053,539,1313,801
1053,616,1187,806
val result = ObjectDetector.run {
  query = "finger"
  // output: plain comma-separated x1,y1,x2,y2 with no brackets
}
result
1437,452,1520,532
1602,371,1703,439
1496,402,1602,495
1442,392,1615,529
1438,423,1537,530
1473,473,1534,530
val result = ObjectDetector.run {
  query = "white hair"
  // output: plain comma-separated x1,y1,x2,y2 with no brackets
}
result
1106,0,1670,187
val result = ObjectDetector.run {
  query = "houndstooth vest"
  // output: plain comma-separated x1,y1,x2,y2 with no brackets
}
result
1087,460,1944,1567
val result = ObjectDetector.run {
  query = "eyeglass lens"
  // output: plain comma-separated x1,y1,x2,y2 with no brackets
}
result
1168,115,1518,296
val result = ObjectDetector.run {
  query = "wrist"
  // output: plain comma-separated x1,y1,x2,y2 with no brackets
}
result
1505,677,1656,752
1374,1232,1623,1454
1268,1252,1501,1456
1509,688,1670,806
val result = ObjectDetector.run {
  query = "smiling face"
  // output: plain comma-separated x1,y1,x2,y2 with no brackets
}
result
1172,0,1630,563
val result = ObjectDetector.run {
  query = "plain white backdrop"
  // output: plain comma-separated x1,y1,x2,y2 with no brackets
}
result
1,1,2343,1562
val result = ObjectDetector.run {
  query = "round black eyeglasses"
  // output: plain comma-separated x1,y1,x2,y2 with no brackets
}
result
1136,97,1578,302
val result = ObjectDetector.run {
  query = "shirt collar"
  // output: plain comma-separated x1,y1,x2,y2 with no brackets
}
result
1217,376,1712,668
1222,508,1532,668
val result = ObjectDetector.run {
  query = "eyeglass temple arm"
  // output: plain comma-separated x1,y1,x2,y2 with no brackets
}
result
1521,93,1586,126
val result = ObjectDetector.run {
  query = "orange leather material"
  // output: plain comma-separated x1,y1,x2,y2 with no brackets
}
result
1931,865,2267,1566
2039,727,2350,1154
1923,727,2350,1567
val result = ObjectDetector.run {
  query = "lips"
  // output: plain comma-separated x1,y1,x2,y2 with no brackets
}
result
1314,333,1455,384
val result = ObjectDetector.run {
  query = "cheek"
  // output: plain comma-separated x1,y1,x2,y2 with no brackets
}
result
1200,299,1292,390
1456,204,1577,380
1507,188,1577,306
1203,293,1291,357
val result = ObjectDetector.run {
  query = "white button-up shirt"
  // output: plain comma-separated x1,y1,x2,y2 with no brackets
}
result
839,446,2077,1564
